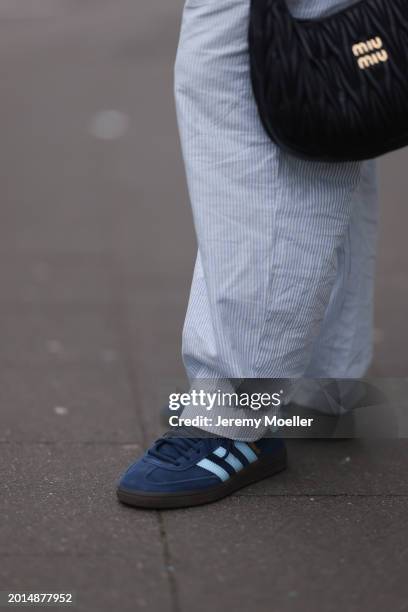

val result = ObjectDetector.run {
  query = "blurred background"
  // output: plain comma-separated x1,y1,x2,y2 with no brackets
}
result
1,1,407,611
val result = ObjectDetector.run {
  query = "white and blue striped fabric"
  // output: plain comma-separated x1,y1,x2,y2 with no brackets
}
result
175,0,379,439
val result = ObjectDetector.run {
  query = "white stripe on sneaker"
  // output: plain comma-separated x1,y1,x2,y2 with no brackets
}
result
234,441,258,464
213,446,244,472
196,458,230,482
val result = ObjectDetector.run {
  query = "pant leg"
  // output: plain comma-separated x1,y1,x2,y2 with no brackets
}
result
290,159,379,414
305,159,379,379
175,0,378,436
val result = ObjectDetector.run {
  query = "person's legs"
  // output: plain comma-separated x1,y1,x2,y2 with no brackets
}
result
176,0,378,385
117,0,380,507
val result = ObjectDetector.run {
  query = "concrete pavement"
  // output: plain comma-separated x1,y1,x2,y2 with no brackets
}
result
0,1,408,610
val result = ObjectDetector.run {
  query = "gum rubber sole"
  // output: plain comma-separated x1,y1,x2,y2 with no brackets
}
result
116,447,287,510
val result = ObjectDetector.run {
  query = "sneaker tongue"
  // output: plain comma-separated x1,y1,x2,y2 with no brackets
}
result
155,438,183,460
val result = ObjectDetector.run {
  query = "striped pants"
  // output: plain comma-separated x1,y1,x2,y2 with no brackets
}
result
175,0,379,438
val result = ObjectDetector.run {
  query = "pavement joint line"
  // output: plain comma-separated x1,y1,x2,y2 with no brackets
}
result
108,264,182,612
110,260,152,448
4,482,408,498
157,513,181,612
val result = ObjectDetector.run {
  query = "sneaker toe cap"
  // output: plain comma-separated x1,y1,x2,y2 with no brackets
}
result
118,459,220,494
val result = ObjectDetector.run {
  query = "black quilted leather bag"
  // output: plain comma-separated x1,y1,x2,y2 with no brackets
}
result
248,0,408,161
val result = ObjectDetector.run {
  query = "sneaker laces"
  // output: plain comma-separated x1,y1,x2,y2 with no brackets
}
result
147,429,234,466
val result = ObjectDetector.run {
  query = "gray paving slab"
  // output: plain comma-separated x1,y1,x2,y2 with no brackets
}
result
0,441,170,612
1,443,148,556
0,1,184,257
0,308,123,366
372,303,408,376
239,439,408,496
0,0,408,611
125,291,187,381
0,196,115,255
0,442,172,612
373,150,408,375
134,384,177,443
121,289,188,436
0,255,117,305
163,495,408,612
123,290,189,440
0,366,141,443
0,554,170,612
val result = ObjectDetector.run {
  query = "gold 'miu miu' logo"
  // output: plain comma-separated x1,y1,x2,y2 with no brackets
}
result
352,37,389,69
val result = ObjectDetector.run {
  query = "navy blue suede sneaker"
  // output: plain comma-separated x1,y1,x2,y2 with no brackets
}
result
117,430,287,509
